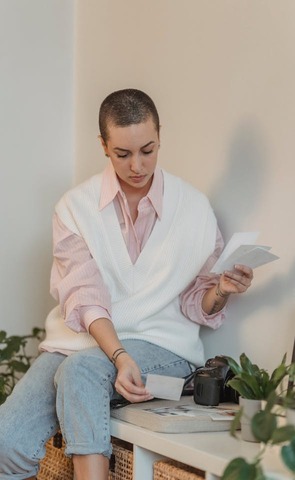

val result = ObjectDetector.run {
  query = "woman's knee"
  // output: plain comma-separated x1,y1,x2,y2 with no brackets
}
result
54,348,116,389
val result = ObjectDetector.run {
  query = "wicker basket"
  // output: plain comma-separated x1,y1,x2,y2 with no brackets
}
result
38,433,133,480
38,433,73,480
110,438,133,480
153,459,205,480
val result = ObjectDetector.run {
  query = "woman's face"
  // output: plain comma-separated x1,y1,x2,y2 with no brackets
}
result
101,117,160,196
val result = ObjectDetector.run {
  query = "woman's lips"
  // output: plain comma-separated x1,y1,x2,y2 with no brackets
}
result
129,175,146,183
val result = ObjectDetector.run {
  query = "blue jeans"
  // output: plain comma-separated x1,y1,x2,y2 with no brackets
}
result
0,340,193,479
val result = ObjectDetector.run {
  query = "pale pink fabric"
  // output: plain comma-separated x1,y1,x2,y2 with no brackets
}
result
50,164,226,335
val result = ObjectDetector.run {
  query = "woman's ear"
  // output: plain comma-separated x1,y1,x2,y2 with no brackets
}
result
98,135,109,157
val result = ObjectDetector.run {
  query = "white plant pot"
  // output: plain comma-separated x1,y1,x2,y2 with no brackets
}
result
286,408,295,426
239,397,262,442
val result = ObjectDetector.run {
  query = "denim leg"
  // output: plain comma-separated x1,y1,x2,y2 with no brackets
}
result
124,339,193,381
54,346,117,458
54,340,193,458
0,352,65,480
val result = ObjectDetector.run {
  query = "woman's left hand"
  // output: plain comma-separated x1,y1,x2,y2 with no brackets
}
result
219,264,253,296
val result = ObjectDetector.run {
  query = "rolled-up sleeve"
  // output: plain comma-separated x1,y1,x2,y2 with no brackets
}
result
50,213,112,333
180,228,226,330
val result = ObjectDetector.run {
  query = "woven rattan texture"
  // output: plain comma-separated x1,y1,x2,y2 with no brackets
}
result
153,460,205,480
111,439,133,480
38,435,133,480
38,436,73,480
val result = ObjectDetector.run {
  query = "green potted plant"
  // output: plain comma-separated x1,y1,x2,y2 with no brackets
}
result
222,390,295,479
225,353,290,442
0,327,44,405
221,358,295,480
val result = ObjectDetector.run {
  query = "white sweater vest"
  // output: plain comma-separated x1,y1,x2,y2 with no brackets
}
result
40,170,217,366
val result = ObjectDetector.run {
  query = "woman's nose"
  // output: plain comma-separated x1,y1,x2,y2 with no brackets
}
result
130,155,141,173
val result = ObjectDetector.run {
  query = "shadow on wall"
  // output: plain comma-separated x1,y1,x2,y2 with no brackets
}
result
209,118,267,242
200,118,294,360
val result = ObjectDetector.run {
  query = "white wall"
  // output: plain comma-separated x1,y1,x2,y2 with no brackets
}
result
74,0,295,371
1,1,294,372
0,0,74,335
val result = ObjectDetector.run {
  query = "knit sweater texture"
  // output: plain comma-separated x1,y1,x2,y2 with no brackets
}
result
40,170,217,366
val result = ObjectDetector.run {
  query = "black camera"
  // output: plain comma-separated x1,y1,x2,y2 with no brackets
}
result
193,355,239,406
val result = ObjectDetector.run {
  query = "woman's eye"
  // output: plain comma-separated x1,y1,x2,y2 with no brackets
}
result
142,150,153,155
116,153,129,158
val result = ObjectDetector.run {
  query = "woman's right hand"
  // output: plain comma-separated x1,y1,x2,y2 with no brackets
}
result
114,354,153,403
88,318,153,403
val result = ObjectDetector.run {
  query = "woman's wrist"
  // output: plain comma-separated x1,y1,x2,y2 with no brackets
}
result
215,282,230,299
202,283,229,315
111,347,128,366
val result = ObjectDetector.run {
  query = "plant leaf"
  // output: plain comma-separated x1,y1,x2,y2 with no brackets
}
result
239,372,263,398
284,392,295,409
255,465,267,480
288,363,295,383
227,378,257,399
221,457,261,480
0,331,7,342
259,370,270,398
0,328,42,405
268,363,288,392
263,391,278,413
225,356,242,376
31,327,44,339
9,360,30,373
251,411,277,443
230,408,243,438
271,425,295,444
281,436,295,472
240,353,257,375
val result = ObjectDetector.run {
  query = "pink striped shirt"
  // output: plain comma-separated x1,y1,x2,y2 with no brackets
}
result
50,163,226,334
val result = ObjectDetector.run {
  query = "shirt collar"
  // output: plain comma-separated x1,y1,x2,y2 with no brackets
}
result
99,161,163,219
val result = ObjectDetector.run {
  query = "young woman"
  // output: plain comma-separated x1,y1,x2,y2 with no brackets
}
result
0,89,253,480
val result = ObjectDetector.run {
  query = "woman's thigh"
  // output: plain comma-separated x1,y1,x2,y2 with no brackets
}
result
58,339,192,388
121,339,193,380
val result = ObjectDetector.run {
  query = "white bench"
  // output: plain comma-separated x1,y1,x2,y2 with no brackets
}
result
110,417,291,479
